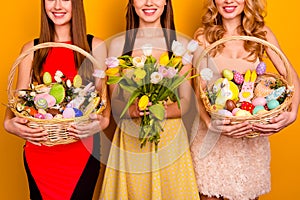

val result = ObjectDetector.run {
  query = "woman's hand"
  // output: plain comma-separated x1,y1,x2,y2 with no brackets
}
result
252,111,297,136
4,117,47,146
68,113,109,139
207,119,253,138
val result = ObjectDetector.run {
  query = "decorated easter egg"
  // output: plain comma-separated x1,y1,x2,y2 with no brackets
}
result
240,101,255,113
267,99,280,110
35,93,56,107
252,105,266,115
233,71,244,84
73,108,83,117
35,98,48,109
256,61,266,75
218,109,233,117
62,107,76,119
252,97,267,107
232,107,241,116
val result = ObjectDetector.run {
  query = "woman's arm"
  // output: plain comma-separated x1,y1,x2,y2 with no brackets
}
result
3,41,47,145
253,26,300,135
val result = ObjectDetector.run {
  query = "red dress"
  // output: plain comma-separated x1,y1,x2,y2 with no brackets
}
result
24,41,100,200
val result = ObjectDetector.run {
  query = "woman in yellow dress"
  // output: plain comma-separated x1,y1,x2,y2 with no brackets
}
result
100,0,200,199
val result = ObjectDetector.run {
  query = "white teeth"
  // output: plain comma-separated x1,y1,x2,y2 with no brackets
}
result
224,7,235,12
144,9,155,13
53,13,65,17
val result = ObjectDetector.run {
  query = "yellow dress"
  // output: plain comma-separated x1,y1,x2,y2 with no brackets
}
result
100,117,200,200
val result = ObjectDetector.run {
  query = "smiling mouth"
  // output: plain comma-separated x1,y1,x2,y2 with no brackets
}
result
53,12,66,17
143,9,156,15
223,6,236,13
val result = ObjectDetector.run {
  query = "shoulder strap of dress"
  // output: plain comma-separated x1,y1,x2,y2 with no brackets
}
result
87,34,94,50
34,38,39,46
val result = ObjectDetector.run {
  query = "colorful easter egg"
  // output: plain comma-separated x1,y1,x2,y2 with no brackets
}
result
240,101,255,113
34,113,45,119
62,107,75,119
35,98,48,109
225,99,237,112
267,99,280,110
232,107,241,116
233,71,244,85
73,108,83,117
252,97,267,107
235,109,252,117
256,61,266,75
218,109,233,117
252,105,266,115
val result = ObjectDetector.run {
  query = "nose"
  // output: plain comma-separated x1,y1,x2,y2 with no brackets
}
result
145,0,153,6
224,0,233,3
54,0,62,9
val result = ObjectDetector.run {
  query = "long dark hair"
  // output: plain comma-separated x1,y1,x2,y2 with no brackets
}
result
122,0,176,57
32,0,92,83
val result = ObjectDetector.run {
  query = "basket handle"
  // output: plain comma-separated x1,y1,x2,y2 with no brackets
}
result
196,35,293,86
7,42,107,103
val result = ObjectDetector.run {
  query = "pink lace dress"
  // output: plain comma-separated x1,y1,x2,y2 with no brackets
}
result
190,55,271,200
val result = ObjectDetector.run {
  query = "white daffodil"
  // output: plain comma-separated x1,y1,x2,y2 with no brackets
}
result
142,44,152,56
55,70,64,78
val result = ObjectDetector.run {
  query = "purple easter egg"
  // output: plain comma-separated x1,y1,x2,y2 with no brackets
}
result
73,108,83,117
256,62,266,75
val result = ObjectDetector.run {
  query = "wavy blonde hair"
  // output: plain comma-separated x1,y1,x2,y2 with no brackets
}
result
194,0,267,60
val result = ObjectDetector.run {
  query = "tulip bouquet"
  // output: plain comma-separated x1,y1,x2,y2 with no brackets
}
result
106,40,198,151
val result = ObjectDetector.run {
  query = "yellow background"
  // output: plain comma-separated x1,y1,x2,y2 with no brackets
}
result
0,1,299,199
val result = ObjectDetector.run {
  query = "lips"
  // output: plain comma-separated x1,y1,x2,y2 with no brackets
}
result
143,9,156,16
52,12,66,17
223,6,236,13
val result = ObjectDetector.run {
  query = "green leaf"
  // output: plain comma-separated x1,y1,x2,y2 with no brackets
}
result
120,90,141,118
107,76,122,85
149,104,165,121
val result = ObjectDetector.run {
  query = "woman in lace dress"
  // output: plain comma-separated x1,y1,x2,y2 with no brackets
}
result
190,0,300,200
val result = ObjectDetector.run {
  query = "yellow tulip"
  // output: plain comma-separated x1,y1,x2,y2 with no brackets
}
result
105,67,119,76
118,59,126,65
138,95,149,111
171,56,182,66
159,52,169,66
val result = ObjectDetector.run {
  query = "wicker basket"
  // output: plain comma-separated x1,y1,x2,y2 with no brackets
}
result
195,36,294,133
7,42,107,146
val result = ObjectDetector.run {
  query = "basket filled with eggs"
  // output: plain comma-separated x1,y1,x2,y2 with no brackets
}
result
7,42,107,146
196,36,294,136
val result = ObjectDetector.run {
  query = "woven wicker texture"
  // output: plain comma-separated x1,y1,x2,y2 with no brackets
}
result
7,42,107,146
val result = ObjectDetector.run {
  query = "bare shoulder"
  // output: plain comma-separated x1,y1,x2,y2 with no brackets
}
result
21,40,34,53
91,36,105,48
262,25,279,44
176,35,190,46
108,34,126,57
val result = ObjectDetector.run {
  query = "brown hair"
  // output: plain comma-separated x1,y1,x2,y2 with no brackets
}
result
194,0,267,60
32,0,92,83
122,0,177,57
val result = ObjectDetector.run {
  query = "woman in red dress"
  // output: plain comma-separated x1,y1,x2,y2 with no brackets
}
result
3,0,109,199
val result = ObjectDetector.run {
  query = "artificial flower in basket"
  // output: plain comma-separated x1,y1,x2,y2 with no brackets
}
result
106,40,198,150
